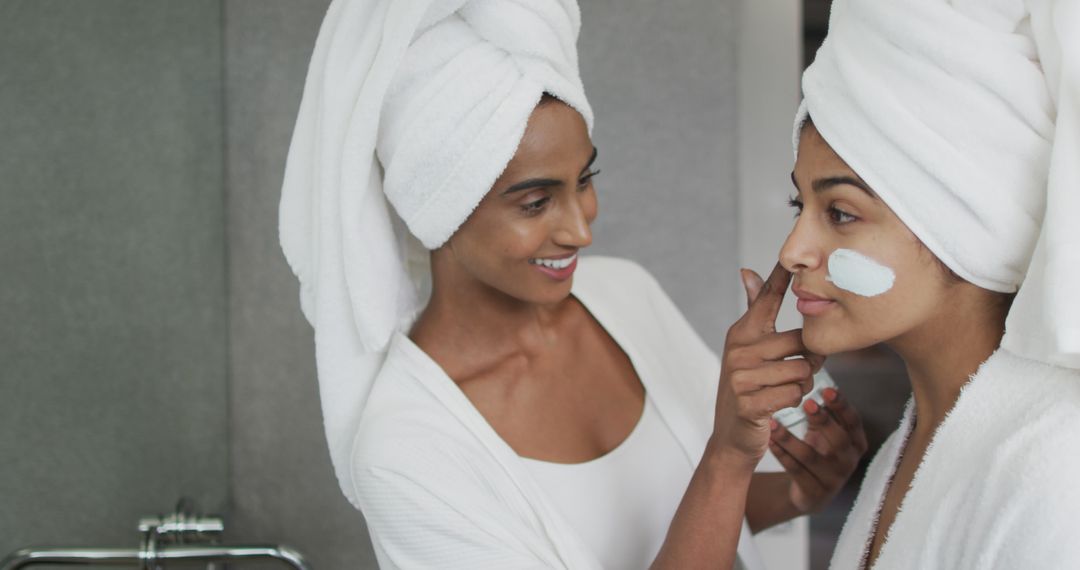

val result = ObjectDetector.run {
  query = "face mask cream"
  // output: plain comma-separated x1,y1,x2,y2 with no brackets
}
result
827,248,895,297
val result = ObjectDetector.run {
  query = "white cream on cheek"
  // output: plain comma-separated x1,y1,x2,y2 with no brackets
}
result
827,248,895,297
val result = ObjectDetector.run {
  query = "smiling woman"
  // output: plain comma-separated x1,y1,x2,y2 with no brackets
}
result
423,97,599,309
347,95,867,569
278,0,868,568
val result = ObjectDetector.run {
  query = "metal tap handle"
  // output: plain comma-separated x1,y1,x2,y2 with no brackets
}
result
0,498,310,570
0,544,311,570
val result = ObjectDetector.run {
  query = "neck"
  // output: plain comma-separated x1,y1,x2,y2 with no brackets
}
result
409,253,569,378
886,288,1006,438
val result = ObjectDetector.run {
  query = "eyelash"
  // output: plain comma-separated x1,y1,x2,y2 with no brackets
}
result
579,169,601,189
787,197,858,225
521,198,549,216
520,170,601,216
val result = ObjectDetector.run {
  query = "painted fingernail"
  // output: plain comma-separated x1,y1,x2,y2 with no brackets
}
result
770,419,780,431
823,387,839,403
804,399,820,414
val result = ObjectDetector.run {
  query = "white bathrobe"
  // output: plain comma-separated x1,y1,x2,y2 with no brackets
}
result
350,256,764,569
830,349,1080,569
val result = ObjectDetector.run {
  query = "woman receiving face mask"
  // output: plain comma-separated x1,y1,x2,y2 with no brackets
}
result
279,0,865,568
780,0,1080,567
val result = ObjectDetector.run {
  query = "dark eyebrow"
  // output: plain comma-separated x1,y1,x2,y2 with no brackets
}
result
503,177,560,194
813,176,877,198
790,171,877,199
502,146,599,195
581,146,598,175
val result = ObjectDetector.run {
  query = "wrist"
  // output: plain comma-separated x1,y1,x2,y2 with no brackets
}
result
703,435,761,474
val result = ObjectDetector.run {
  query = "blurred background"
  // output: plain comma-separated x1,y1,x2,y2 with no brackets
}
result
0,0,909,568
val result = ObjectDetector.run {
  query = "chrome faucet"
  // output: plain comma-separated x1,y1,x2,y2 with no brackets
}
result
0,498,310,570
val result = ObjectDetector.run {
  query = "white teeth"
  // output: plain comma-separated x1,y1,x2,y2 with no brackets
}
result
530,253,577,270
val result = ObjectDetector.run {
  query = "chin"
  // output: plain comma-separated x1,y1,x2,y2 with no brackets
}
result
801,318,876,356
534,281,575,306
508,277,574,307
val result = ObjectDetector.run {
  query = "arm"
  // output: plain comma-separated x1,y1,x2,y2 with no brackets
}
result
652,263,815,568
652,441,758,568
746,472,803,533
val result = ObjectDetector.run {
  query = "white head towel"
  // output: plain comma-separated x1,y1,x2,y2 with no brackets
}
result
794,0,1080,368
279,0,593,504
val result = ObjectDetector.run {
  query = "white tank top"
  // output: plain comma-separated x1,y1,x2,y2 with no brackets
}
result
520,396,694,569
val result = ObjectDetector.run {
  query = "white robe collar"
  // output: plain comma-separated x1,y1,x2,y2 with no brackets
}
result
383,258,763,569
831,347,1080,569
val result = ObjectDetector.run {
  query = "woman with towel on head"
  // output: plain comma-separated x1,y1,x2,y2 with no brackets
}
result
280,0,867,568
780,0,1080,567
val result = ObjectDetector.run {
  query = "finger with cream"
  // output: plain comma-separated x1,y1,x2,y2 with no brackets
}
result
827,248,895,297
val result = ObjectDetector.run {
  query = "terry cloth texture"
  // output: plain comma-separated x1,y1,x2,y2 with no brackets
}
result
351,257,766,570
829,348,1080,569
793,0,1080,368
278,0,593,503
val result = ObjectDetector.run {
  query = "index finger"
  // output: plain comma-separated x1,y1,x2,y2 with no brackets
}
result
747,262,792,334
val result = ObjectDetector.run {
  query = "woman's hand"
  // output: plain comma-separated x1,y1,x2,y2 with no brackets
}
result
709,263,820,465
653,262,835,568
769,388,868,514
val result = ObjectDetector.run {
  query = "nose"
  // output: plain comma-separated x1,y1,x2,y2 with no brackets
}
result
779,215,824,275
552,192,594,248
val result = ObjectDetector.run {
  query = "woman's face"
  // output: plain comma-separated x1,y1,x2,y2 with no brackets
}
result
445,99,598,305
781,123,955,355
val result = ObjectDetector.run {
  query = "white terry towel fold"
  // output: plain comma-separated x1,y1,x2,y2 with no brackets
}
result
279,0,593,504
1004,0,1080,368
829,348,1080,569
794,0,1080,368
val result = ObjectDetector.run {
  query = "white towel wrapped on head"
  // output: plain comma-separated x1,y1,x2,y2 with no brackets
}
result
793,0,1080,368
1004,0,1080,368
379,1,593,249
278,0,593,504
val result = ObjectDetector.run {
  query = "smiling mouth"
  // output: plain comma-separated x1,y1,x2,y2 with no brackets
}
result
529,253,577,270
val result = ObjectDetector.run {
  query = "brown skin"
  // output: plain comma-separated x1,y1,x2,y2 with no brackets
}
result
412,100,866,568
410,98,642,463
782,123,1009,567
656,262,865,568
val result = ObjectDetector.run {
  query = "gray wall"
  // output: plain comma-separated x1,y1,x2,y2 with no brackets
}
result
0,0,228,557
222,1,376,568
581,0,741,340
222,0,741,567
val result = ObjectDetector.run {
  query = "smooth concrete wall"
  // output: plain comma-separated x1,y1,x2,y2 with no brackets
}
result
580,0,742,340
222,1,377,568
223,0,741,567
736,1,812,568
0,0,228,557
